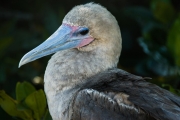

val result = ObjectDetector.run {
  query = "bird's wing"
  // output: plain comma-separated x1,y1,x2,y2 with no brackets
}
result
91,68,180,120
71,88,153,120
71,68,180,120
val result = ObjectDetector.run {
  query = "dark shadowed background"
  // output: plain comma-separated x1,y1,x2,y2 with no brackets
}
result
0,0,180,119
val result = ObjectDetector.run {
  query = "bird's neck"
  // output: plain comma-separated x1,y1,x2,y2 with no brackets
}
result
44,48,119,119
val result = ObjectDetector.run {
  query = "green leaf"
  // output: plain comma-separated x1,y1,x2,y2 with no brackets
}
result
0,90,29,120
25,89,47,120
167,16,180,66
16,81,36,102
151,0,176,24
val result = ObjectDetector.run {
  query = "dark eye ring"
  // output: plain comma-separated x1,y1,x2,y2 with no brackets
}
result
79,28,89,35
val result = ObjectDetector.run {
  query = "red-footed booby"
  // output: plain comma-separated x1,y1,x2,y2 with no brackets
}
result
19,3,180,120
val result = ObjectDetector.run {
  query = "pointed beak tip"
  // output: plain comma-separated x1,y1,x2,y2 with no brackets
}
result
18,63,22,68
18,24,82,69
18,57,28,68
18,60,24,68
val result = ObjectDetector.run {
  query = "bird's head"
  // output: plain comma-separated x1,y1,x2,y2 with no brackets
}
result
19,3,122,67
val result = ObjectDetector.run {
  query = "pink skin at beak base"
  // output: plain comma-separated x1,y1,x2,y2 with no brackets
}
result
76,37,94,47
63,23,94,48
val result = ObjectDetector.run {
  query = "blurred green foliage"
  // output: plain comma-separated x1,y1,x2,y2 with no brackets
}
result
0,0,180,119
0,82,51,120
167,16,180,66
123,0,180,94
151,0,176,24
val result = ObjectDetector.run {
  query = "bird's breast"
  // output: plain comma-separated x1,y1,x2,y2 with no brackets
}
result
44,49,118,119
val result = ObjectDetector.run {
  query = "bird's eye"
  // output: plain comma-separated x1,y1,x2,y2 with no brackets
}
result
78,28,89,35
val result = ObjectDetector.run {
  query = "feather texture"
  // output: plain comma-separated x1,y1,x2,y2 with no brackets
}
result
72,68,180,120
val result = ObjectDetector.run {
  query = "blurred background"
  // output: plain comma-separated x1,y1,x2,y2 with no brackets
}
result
0,0,180,119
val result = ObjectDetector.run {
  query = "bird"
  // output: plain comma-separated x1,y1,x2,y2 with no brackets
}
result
19,3,180,120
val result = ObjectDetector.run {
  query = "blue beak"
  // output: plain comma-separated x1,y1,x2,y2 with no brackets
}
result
19,24,84,67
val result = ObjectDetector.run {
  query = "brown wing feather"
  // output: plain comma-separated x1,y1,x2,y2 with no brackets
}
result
87,68,180,120
71,89,154,120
